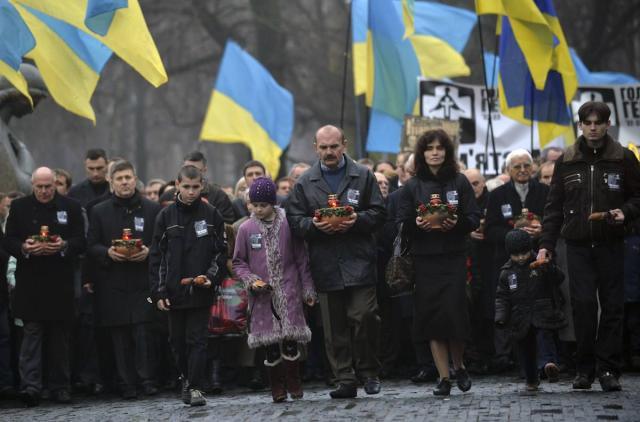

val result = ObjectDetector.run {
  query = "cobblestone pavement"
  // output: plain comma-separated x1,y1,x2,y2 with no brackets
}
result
1,373,639,421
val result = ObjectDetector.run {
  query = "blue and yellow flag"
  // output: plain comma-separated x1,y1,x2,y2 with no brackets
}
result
361,0,475,152
12,2,112,122
200,40,293,178
401,0,414,39
13,0,167,87
478,0,577,147
0,0,34,103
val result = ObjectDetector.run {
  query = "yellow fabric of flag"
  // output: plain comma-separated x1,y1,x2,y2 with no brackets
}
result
14,0,167,87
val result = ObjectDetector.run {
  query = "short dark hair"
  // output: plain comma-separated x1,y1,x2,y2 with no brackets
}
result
177,165,203,182
414,129,458,180
53,168,72,188
110,160,136,178
183,151,206,166
243,160,266,177
276,176,295,187
578,101,611,122
86,148,107,161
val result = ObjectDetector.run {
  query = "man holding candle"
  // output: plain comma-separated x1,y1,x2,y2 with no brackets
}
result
87,160,161,399
286,125,386,399
2,167,85,406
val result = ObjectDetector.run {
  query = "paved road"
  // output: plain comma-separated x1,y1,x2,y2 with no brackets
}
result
1,373,639,421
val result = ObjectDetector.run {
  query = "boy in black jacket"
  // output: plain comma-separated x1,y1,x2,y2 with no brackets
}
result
495,230,566,392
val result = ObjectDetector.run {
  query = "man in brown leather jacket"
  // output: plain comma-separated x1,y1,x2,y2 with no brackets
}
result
539,101,640,392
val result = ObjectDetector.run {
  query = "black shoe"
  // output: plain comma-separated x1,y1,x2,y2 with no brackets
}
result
190,389,206,406
455,368,472,392
52,389,72,404
181,378,191,404
572,373,594,390
122,388,137,400
411,367,437,383
363,377,381,395
143,384,159,396
433,378,452,396
599,372,622,392
329,383,357,399
20,390,40,407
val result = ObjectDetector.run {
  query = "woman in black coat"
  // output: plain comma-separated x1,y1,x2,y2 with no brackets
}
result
397,130,480,396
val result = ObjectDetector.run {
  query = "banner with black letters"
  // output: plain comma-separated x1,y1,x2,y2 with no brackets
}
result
419,80,640,174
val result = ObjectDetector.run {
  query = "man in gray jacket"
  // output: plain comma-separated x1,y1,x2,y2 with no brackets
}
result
287,125,386,398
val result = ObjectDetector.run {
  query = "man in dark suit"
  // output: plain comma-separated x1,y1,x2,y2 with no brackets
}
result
2,167,85,406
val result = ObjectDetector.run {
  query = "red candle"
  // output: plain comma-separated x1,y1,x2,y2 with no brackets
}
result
40,226,49,237
122,228,132,240
328,194,339,208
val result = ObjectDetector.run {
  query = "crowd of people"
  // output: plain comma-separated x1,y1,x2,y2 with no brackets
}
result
0,101,639,408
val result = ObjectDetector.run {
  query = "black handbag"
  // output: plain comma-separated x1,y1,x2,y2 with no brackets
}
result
385,223,415,297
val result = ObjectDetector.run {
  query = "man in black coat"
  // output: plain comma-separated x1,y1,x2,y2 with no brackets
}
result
87,161,161,399
286,125,386,399
68,148,110,208
149,165,227,406
485,149,549,372
539,101,640,391
2,167,85,406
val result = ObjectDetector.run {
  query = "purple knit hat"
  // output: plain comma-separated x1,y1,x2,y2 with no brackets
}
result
249,177,277,205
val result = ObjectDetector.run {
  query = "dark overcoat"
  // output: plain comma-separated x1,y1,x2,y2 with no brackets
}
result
87,192,160,326
2,193,85,321
286,156,386,292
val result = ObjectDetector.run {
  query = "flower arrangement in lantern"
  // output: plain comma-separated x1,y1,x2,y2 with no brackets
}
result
111,228,143,256
512,208,541,229
416,194,457,230
313,194,354,228
31,225,60,243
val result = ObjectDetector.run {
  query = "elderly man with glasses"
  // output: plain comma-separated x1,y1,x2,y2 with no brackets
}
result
484,149,552,374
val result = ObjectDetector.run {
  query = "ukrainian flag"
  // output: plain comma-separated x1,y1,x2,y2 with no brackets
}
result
401,0,414,39
13,0,167,87
0,0,34,103
12,2,112,122
199,40,293,178
477,0,577,148
361,0,475,152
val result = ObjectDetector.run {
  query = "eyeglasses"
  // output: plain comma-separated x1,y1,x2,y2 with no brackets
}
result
582,120,605,126
511,163,532,170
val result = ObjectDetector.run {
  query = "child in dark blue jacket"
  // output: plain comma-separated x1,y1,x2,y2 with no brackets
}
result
495,229,566,392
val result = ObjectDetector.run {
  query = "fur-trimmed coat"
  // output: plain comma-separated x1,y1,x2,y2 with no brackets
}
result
232,207,315,348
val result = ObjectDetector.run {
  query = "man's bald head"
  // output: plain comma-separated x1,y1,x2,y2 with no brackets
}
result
314,125,347,169
31,167,56,203
463,168,486,199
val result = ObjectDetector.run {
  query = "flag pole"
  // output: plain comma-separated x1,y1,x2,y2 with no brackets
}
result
476,14,498,175
530,79,535,154
340,1,352,132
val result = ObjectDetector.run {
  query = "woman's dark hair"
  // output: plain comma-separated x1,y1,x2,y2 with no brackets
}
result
413,129,458,180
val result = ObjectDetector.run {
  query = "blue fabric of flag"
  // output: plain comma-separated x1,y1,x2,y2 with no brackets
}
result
352,0,367,43
499,15,569,126
214,40,293,150
85,0,128,36
369,0,420,121
0,0,35,69
367,109,403,153
404,1,475,52
570,48,639,85
24,5,111,74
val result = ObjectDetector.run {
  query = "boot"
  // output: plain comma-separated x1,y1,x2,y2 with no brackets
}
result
209,359,223,395
268,363,287,403
285,360,303,399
